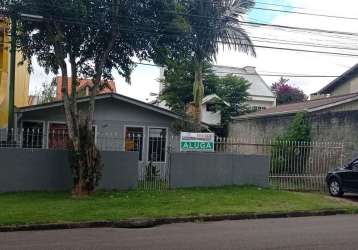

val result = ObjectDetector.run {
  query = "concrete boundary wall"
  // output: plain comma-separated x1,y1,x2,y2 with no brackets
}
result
0,149,138,192
169,152,270,188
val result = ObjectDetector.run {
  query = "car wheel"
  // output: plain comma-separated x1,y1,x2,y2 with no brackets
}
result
328,178,344,197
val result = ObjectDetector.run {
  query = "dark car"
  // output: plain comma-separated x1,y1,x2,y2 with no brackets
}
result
326,157,358,197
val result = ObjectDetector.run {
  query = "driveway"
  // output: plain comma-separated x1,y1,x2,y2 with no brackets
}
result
1,215,358,250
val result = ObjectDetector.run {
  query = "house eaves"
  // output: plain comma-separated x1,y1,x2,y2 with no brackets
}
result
233,109,307,121
18,93,183,120
233,94,358,121
314,63,358,95
307,95,358,113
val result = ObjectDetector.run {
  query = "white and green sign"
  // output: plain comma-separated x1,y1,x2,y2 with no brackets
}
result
180,132,215,152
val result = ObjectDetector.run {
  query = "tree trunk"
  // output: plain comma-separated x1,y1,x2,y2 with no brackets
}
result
52,24,100,198
193,61,204,131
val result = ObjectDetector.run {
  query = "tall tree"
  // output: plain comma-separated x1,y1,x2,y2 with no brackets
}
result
160,62,250,125
271,77,307,105
180,0,256,129
6,0,181,196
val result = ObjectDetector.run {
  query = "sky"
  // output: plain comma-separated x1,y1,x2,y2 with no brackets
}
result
29,0,358,102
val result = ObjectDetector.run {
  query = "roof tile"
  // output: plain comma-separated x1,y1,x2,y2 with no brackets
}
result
237,93,358,119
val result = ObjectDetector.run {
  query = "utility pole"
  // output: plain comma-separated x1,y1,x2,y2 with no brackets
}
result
7,14,16,130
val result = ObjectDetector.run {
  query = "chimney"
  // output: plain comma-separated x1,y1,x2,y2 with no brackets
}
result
243,66,256,73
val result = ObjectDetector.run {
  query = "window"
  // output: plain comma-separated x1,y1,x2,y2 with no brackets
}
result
48,123,68,149
148,128,167,162
206,103,217,112
22,121,44,148
125,127,144,161
48,123,96,149
251,106,266,111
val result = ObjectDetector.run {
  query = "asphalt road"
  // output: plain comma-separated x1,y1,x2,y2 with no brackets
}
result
1,215,358,250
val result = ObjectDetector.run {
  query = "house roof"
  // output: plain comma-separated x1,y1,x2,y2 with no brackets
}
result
234,92,358,120
212,65,275,98
18,93,183,120
202,94,230,106
314,63,358,95
55,77,117,101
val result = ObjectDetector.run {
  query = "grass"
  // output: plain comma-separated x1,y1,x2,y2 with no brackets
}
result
0,186,356,226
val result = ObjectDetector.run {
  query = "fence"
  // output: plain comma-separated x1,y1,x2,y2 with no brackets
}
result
211,138,345,192
0,129,346,192
0,128,170,191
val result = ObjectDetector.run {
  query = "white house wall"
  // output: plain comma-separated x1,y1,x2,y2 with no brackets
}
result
201,104,221,125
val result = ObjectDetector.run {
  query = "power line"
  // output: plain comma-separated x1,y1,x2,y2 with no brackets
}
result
13,14,358,57
250,36,358,51
137,62,340,78
4,7,358,58
240,20,358,37
255,1,308,10
10,4,358,38
251,7,358,21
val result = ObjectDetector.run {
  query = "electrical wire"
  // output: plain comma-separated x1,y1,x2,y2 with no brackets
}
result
136,62,341,78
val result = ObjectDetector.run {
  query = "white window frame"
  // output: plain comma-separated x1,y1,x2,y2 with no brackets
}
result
21,120,46,149
147,126,168,163
123,125,145,162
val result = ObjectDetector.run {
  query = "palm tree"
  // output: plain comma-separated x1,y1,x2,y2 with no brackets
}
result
183,0,256,129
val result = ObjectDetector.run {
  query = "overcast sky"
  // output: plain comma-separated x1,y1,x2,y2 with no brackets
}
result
29,0,358,102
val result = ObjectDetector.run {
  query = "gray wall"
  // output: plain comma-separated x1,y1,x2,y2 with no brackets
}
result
170,152,269,188
0,149,138,192
229,110,358,162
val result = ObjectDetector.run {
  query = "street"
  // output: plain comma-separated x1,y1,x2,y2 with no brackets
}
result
1,215,358,250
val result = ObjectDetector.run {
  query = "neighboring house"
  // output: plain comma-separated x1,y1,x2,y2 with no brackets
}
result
229,93,358,155
154,94,229,126
0,19,30,128
55,77,117,100
212,65,276,111
311,63,358,98
14,93,183,167
201,94,230,126
157,65,276,126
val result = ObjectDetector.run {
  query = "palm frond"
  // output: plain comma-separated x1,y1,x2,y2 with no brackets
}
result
219,24,256,57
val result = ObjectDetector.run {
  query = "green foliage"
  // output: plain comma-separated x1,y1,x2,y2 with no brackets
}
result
215,74,251,125
160,60,213,113
160,62,250,126
271,113,311,175
179,0,256,63
171,0,256,126
284,112,311,142
170,114,199,134
35,80,56,104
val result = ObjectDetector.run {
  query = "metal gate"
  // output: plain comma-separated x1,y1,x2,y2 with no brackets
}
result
215,138,345,192
136,134,175,191
268,141,344,192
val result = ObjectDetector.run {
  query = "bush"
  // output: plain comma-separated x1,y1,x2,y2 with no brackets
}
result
271,112,311,174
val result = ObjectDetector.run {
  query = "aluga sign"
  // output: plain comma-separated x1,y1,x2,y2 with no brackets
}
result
180,132,215,152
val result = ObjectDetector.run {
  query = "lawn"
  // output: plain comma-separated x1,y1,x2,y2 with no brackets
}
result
0,186,356,226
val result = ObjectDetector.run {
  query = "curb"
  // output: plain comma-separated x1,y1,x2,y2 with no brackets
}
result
0,209,355,233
